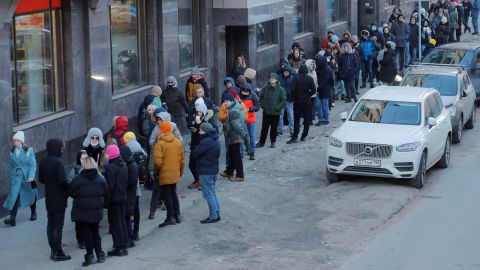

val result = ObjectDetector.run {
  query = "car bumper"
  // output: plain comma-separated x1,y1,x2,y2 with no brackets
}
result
326,146,421,179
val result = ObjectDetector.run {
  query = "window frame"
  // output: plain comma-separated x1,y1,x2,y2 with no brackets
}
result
109,0,148,95
292,0,314,35
256,19,278,49
326,0,348,25
11,1,66,124
178,0,203,72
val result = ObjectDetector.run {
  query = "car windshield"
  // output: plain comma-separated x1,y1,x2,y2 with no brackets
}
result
422,49,474,65
350,99,421,125
401,74,457,96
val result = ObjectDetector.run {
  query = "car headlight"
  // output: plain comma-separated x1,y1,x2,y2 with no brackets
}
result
396,142,421,152
329,136,343,148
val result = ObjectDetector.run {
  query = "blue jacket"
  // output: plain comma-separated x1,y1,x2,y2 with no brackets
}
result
360,38,374,61
278,65,296,102
3,146,37,210
473,0,479,12
192,130,220,175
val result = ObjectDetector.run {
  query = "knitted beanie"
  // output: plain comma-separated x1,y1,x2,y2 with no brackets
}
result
106,144,120,160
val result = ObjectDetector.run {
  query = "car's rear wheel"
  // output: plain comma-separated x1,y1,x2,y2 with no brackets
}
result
436,136,451,168
326,167,340,184
465,106,476,129
410,152,426,189
452,116,463,144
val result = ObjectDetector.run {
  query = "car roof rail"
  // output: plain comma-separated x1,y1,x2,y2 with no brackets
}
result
409,63,465,71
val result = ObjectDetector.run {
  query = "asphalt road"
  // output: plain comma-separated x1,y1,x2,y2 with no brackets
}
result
340,120,480,270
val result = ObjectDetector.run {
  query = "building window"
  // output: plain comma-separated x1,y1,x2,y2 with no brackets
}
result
327,0,347,24
11,0,65,123
256,20,277,47
110,0,147,93
179,0,202,72
385,0,397,6
292,0,313,34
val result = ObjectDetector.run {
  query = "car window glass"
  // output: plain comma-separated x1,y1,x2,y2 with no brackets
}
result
401,74,457,96
422,49,444,63
432,94,443,117
434,93,444,110
423,49,474,65
350,99,421,125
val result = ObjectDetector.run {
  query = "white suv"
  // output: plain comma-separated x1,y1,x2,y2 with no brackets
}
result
326,86,452,188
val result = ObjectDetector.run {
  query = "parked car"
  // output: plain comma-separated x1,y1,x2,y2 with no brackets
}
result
421,42,480,97
401,65,476,143
326,86,452,188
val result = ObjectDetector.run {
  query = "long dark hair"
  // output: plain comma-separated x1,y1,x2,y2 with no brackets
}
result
11,143,29,153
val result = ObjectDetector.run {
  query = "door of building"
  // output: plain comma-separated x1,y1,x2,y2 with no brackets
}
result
225,26,249,82
358,0,377,33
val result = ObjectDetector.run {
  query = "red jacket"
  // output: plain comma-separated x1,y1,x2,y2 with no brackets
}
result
240,92,260,124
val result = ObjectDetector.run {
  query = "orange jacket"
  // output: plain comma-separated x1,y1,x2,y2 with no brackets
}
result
218,101,248,123
153,133,185,185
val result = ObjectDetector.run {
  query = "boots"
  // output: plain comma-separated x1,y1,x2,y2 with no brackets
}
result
30,208,37,221
96,251,106,263
174,213,182,224
4,215,16,226
82,254,94,267
158,217,176,228
52,250,72,261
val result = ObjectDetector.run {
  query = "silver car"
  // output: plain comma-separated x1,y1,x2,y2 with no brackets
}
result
401,65,476,143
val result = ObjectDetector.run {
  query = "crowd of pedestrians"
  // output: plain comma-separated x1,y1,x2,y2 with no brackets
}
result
2,0,478,267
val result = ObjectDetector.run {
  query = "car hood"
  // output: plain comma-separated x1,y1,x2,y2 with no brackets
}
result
332,121,423,145
440,95,457,108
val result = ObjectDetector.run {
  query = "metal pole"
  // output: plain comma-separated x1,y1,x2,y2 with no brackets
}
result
418,0,422,61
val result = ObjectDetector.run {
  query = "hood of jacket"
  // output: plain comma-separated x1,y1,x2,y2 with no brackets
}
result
143,94,155,107
223,76,236,87
126,140,144,154
46,138,63,157
83,127,105,148
315,55,329,71
281,65,295,77
161,133,175,143
115,116,129,132
203,129,219,141
279,57,289,67
166,76,178,88
81,168,100,180
298,64,308,75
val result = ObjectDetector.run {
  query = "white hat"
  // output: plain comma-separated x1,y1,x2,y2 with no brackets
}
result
13,131,25,143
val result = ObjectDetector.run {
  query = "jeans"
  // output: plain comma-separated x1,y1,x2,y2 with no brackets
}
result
161,184,180,219
361,58,374,86
409,46,418,65
334,80,346,96
396,47,406,71
199,175,220,219
246,123,256,154
47,209,66,252
278,101,294,133
316,97,330,123
226,143,243,177
473,11,479,33
292,100,312,139
78,222,102,256
259,113,279,145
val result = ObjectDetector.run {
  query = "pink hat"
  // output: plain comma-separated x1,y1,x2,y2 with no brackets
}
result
105,145,120,160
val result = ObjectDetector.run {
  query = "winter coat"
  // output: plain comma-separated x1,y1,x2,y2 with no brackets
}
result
278,65,296,102
464,1,473,17
38,139,69,212
315,56,335,99
291,65,316,104
288,56,305,71
84,144,103,164
104,116,129,146
379,49,398,83
105,158,128,206
422,21,435,45
436,23,450,42
162,78,188,131
69,169,108,223
338,52,360,81
409,23,420,48
191,130,220,175
321,35,339,49
153,133,185,185
371,29,385,47
260,82,286,116
448,5,458,30
383,32,397,44
391,21,410,48
3,146,37,211
221,77,240,102
185,77,208,103
137,94,156,133
360,38,375,61
240,87,260,124
225,101,248,145
232,64,246,78
120,147,138,216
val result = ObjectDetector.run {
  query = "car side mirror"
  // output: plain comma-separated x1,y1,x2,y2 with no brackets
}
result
340,112,348,122
427,117,437,127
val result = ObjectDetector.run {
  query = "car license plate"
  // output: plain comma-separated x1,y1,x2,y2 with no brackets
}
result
354,159,381,167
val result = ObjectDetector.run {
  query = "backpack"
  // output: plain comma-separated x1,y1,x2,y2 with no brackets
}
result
132,152,150,185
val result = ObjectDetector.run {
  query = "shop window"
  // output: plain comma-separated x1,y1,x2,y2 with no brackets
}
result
292,0,314,34
179,0,202,72
110,0,147,93
327,0,347,24
11,0,65,123
257,20,277,47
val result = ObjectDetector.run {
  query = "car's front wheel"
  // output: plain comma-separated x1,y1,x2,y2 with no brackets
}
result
326,167,340,184
410,152,426,189
452,116,463,144
436,136,451,168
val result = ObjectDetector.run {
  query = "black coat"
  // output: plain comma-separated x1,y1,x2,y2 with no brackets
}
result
191,130,220,175
120,147,139,216
38,139,69,212
379,49,398,83
84,144,103,163
105,158,128,206
69,169,108,223
338,53,360,81
291,65,316,104
408,23,420,48
162,86,188,121
315,57,335,99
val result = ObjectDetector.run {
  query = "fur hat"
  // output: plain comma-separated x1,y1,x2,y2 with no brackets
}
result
196,103,208,115
82,128,105,148
160,122,173,134
123,132,136,144
244,68,256,80
13,131,25,143
191,66,200,75
105,144,120,160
